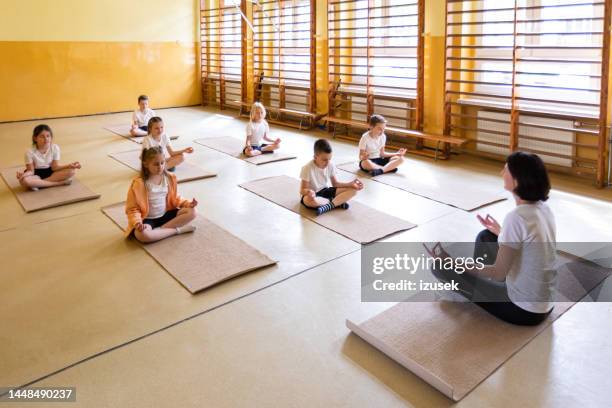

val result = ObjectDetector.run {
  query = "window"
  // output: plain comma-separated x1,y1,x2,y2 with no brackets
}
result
252,0,314,113
445,0,610,185
328,0,423,130
454,0,604,113
201,0,243,109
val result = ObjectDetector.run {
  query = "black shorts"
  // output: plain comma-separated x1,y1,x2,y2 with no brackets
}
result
243,144,271,154
359,157,390,171
300,187,337,209
34,168,53,179
139,125,148,131
143,209,179,229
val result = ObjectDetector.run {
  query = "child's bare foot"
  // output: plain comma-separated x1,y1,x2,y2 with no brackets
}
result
176,225,196,235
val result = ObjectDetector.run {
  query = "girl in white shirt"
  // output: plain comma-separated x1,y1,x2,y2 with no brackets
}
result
429,152,556,326
243,102,281,157
130,95,156,137
142,117,193,171
359,114,406,176
125,146,198,243
17,124,82,190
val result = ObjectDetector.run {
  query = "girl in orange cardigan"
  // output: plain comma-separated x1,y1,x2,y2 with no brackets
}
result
125,146,198,243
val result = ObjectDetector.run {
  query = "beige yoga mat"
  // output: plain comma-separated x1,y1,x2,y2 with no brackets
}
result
338,162,507,211
102,203,277,293
108,150,217,183
347,254,611,401
239,175,416,244
103,124,179,144
194,136,296,165
0,166,100,212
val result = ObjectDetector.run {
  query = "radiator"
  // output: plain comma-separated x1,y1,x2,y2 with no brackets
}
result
477,110,574,167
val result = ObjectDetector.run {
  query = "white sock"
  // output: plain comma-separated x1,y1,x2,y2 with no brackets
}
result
176,225,196,235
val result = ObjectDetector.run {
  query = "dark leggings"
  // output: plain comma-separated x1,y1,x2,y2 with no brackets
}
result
432,229,552,326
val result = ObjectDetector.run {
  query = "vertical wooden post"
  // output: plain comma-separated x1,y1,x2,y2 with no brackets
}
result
280,84,286,110
217,1,224,108
415,0,425,149
443,0,451,136
366,0,373,112
241,0,248,105
200,0,208,106
596,0,611,187
508,0,519,152
278,0,283,111
367,94,374,120
309,0,317,114
220,77,226,110
416,0,425,131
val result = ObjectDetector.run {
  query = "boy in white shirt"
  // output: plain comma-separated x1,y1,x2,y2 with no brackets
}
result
130,95,156,137
243,102,281,157
300,139,363,216
359,114,406,176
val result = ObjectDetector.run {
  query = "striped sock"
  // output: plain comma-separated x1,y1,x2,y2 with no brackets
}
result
371,168,383,177
338,202,350,210
316,202,335,216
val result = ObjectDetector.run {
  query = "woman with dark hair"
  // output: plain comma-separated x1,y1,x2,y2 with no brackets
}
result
430,151,556,326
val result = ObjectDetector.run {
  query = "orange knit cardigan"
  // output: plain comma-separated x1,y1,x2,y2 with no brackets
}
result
124,173,189,237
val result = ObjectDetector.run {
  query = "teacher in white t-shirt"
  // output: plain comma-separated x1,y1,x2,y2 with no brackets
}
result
430,152,556,326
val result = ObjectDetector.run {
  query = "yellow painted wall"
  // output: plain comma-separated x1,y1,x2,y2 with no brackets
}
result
0,0,200,122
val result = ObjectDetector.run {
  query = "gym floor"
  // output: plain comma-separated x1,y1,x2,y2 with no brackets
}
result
1,106,611,407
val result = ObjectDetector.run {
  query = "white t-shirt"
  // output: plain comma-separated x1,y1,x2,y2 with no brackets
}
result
145,175,169,219
300,160,337,192
25,144,60,169
359,131,386,159
142,134,172,158
246,120,270,146
498,202,557,313
132,108,156,127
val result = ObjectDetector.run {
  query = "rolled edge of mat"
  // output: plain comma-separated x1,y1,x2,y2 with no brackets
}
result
345,318,456,401
465,198,508,212
246,155,297,165
121,135,144,144
24,193,101,213
237,175,286,187
175,169,217,183
188,259,278,294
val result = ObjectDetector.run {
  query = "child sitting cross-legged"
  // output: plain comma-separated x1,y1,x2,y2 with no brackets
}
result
358,114,406,176
300,139,363,216
125,146,198,243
